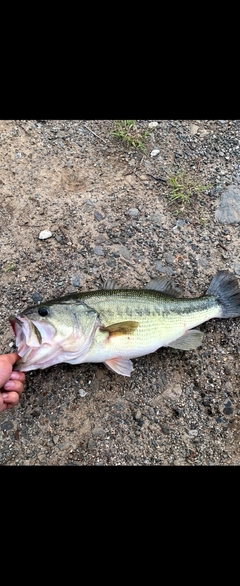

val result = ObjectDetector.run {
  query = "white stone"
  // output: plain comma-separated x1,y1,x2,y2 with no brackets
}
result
38,230,52,240
190,124,199,135
150,149,160,157
148,121,159,129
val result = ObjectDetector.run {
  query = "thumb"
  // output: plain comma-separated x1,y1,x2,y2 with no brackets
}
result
4,353,20,365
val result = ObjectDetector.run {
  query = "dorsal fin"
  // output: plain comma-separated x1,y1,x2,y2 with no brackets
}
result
102,279,117,290
144,276,181,297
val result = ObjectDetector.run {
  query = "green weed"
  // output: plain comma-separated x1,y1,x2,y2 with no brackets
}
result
167,172,211,205
111,120,150,152
5,263,16,272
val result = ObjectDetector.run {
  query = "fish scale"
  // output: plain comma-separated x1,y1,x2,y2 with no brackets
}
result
82,293,221,364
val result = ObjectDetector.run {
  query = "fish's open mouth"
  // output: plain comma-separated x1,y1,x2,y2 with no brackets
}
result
9,316,23,337
9,314,42,356
9,314,58,371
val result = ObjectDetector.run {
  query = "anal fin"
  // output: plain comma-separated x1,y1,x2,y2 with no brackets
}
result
104,356,134,376
168,329,204,350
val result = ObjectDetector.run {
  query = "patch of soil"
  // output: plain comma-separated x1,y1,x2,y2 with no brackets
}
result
1,119,240,466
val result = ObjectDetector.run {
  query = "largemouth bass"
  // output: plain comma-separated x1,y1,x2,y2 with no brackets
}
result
9,271,240,376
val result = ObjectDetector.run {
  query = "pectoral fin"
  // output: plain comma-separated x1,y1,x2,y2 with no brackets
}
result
104,356,134,376
168,329,204,350
100,321,139,338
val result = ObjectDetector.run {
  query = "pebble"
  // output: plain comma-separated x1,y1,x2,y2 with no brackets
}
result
233,261,240,275
32,292,43,302
38,230,52,239
79,389,87,397
190,124,199,136
52,435,59,445
165,253,174,264
88,438,95,450
94,245,104,256
215,185,240,224
58,441,72,451
223,400,234,416
155,261,165,272
161,424,170,435
150,213,164,225
128,208,139,217
148,122,159,129
92,427,105,437
162,384,183,400
134,410,142,421
72,275,80,287
107,258,116,267
1,421,13,431
113,398,125,411
119,245,131,260
150,149,160,157
94,210,104,221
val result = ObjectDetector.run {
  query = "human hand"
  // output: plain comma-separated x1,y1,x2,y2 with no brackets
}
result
0,353,26,412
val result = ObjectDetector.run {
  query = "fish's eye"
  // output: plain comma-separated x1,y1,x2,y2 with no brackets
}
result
38,307,49,317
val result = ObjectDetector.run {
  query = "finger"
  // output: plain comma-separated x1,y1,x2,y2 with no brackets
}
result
2,353,20,366
1,391,20,407
10,371,26,383
3,380,24,395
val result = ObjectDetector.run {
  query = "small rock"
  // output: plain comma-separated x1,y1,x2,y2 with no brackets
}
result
161,424,170,435
199,129,209,137
223,400,234,416
190,124,199,135
88,438,95,450
148,122,159,129
79,389,87,397
113,398,125,411
1,421,13,431
128,208,139,217
94,245,104,256
32,292,43,302
94,210,104,221
38,230,52,240
52,435,59,445
58,441,72,450
162,384,182,400
106,258,116,268
233,261,240,275
150,213,164,225
134,410,142,421
215,185,240,224
165,253,174,264
119,245,131,260
95,234,106,244
92,427,105,437
150,148,160,157
72,275,80,287
155,261,165,272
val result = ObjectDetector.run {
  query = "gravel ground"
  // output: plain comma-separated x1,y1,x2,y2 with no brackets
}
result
1,119,240,466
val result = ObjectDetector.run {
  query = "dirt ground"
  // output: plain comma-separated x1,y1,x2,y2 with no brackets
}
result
1,119,240,466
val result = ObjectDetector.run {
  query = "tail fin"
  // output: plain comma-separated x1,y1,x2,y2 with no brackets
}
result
206,270,240,318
